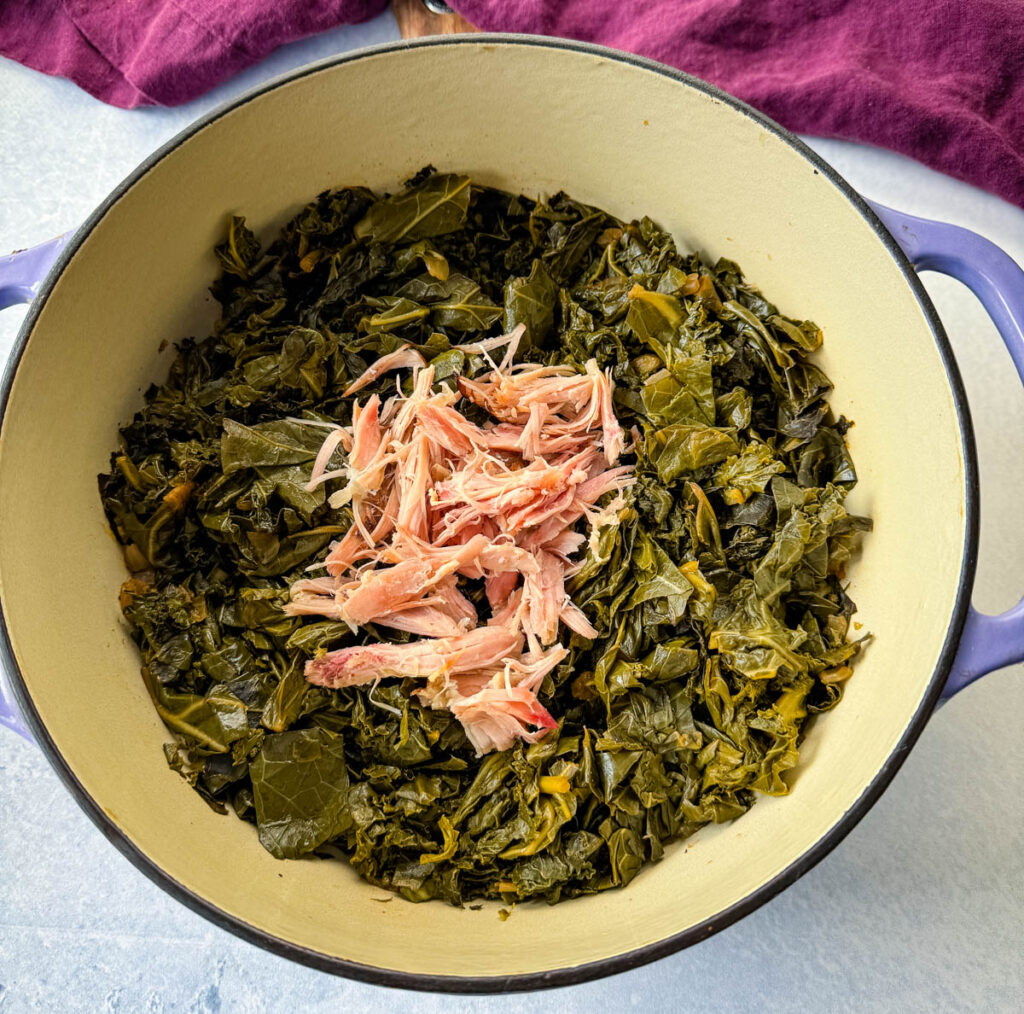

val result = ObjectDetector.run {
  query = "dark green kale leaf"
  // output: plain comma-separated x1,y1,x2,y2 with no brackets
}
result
504,259,558,349
251,728,352,858
353,172,471,244
221,418,327,472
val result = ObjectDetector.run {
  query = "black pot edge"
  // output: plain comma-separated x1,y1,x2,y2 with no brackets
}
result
0,33,978,996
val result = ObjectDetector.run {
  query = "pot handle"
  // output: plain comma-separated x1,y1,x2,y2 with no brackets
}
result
0,666,32,742
1,236,71,741
0,235,69,311
870,202,1024,699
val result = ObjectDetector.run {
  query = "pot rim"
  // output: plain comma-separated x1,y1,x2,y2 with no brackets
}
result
0,33,978,994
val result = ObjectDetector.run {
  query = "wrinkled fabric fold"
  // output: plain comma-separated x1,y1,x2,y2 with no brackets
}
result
0,0,389,106
454,0,1024,207
0,0,1022,206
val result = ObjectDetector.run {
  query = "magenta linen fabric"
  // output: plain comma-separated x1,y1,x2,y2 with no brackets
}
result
0,1,388,107
457,0,1024,207
1,1,1022,207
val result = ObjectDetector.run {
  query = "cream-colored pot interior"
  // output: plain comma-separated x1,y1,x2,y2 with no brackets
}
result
0,40,967,985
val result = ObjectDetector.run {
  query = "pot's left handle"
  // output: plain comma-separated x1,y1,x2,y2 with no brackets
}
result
0,667,32,742
870,202,1024,700
0,235,68,311
0,236,68,741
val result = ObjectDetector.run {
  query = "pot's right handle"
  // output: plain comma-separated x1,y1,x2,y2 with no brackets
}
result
870,202,1024,699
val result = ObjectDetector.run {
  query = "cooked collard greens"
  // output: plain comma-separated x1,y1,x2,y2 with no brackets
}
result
99,168,870,905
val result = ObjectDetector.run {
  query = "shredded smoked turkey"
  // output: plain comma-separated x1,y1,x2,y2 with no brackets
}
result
285,326,635,755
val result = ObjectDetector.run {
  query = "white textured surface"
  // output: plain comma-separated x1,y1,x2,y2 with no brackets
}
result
1,13,1022,1013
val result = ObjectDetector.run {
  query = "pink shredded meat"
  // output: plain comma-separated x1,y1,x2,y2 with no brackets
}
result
342,344,427,397
305,626,524,688
286,329,634,755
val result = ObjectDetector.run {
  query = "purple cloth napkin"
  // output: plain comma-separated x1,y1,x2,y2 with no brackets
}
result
2,1,1023,208
459,0,1024,208
0,1,388,108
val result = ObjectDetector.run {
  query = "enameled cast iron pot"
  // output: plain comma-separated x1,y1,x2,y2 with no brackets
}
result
1,37,1023,993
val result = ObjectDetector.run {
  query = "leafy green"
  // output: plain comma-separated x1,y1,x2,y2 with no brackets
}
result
626,531,693,622
148,677,250,754
640,359,715,426
100,167,870,908
713,441,786,502
430,274,502,331
251,728,352,858
221,419,326,472
645,424,740,482
504,259,558,349
353,173,471,243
